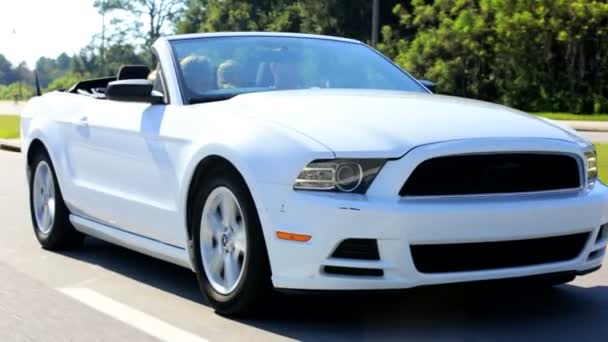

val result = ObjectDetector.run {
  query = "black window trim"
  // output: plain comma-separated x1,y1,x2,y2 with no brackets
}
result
152,49,171,105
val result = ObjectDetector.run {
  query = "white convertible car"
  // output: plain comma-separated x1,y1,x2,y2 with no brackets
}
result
21,32,608,315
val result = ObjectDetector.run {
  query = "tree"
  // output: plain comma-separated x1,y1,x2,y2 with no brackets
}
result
390,0,495,100
384,0,608,113
35,57,59,88
46,73,91,92
199,0,261,32
56,53,72,71
174,0,402,44
175,0,208,33
13,62,34,85
94,0,184,46
0,54,15,84
0,82,35,100
103,43,147,75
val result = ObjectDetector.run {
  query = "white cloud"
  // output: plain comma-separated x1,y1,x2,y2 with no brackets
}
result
0,0,101,67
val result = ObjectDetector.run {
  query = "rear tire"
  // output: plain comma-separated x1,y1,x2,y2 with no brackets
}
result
29,150,84,250
191,167,271,316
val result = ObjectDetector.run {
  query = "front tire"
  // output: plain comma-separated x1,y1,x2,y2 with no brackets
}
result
191,168,271,316
29,150,83,250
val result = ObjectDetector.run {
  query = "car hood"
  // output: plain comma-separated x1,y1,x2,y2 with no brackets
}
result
230,90,584,158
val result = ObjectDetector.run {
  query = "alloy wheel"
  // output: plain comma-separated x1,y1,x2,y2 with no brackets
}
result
200,187,248,295
32,161,56,234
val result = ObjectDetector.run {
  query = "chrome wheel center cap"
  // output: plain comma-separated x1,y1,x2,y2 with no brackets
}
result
221,232,230,247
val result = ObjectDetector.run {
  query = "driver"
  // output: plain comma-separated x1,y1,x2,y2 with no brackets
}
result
180,55,215,93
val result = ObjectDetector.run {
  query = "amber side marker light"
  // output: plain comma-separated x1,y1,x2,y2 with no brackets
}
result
276,231,312,242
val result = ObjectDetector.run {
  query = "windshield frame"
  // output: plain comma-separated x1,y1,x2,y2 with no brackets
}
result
168,34,429,105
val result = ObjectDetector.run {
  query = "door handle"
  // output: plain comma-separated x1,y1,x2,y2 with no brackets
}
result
76,116,88,127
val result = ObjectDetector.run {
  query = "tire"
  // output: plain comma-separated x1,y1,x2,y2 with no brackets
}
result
29,150,84,250
191,167,271,316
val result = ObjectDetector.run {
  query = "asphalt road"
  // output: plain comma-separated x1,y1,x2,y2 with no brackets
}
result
1,150,608,341
0,101,24,115
583,131,608,142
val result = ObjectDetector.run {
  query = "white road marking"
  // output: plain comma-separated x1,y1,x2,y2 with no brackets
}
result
59,287,208,342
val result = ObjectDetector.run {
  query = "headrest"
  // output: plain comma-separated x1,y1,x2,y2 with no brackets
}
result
117,65,151,80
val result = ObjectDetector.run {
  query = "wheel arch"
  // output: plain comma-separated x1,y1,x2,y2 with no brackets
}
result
22,113,63,185
25,137,54,183
26,138,48,163
181,148,273,272
185,155,239,240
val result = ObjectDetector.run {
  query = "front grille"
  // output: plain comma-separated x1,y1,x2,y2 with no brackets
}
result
400,153,581,196
331,239,380,260
410,232,589,273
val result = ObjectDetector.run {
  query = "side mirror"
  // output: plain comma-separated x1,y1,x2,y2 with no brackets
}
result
419,80,436,93
105,79,164,104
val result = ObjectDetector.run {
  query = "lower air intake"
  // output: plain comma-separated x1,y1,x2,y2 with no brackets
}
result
323,266,384,277
411,232,589,273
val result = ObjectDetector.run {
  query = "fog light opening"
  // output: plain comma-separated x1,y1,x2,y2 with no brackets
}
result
588,248,605,261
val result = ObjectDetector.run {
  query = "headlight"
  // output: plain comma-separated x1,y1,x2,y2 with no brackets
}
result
294,159,385,193
585,149,598,188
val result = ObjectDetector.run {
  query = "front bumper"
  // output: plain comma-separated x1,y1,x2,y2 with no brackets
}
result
253,139,608,290
258,182,608,290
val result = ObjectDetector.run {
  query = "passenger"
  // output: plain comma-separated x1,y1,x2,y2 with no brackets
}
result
180,55,215,93
217,60,242,89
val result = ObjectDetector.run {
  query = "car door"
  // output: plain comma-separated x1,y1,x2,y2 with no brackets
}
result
65,68,187,248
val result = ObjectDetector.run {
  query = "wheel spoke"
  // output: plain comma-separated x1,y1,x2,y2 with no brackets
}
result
220,196,237,228
48,178,55,198
208,248,223,276
201,225,214,243
233,228,246,254
206,213,224,237
224,252,239,288
44,170,52,192
41,208,50,229
46,208,54,228
35,195,44,214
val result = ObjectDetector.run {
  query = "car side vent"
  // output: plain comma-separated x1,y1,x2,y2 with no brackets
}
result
331,239,380,260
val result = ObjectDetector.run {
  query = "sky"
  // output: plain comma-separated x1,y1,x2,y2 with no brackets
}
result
0,0,102,67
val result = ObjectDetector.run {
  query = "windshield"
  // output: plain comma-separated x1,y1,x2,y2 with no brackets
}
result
170,36,427,103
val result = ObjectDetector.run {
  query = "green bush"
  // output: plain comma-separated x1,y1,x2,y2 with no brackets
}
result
0,83,35,101
383,0,608,114
46,73,90,92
